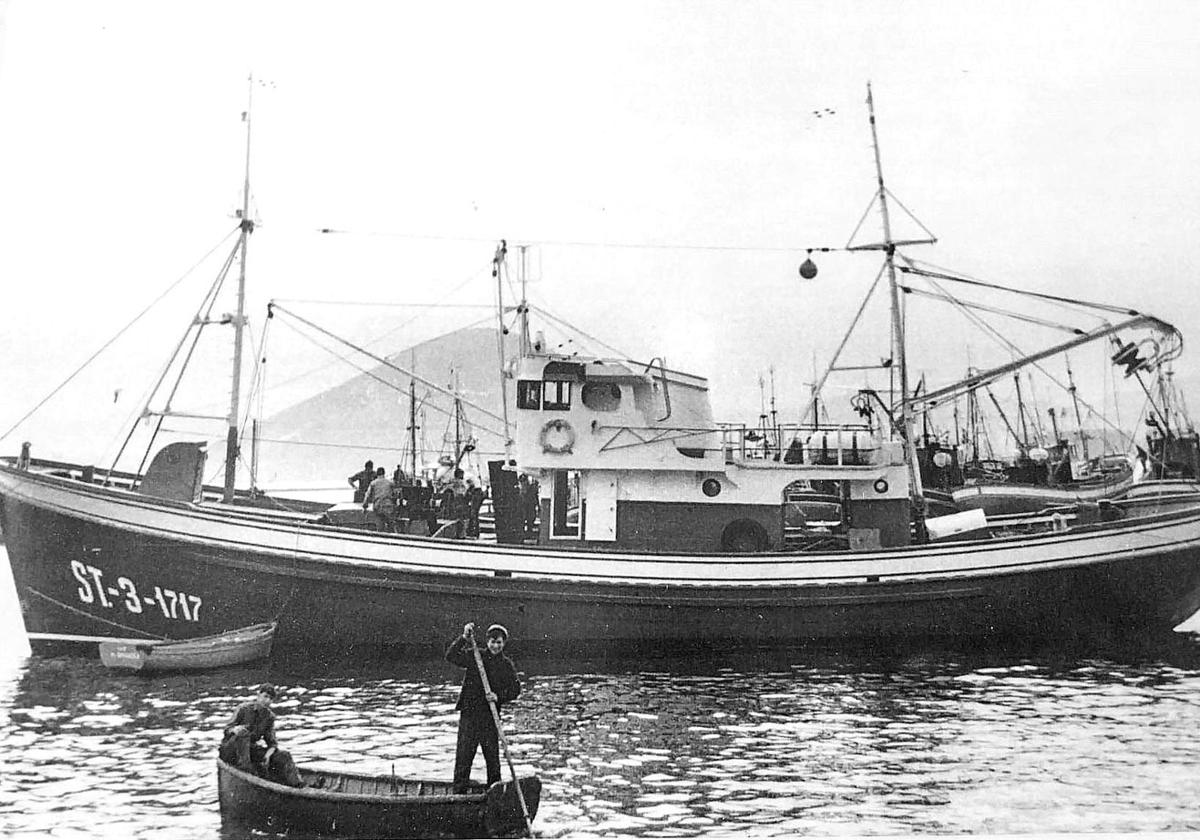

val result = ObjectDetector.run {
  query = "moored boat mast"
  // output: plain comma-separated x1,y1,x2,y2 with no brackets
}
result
1066,356,1091,461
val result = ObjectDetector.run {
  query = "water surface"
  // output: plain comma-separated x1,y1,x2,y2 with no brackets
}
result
3,550,1200,837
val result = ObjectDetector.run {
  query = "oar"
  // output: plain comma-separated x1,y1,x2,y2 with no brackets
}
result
469,629,535,838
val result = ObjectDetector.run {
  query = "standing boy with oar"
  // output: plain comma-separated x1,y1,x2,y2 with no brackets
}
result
445,622,521,793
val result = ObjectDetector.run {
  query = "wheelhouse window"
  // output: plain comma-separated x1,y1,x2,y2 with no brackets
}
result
543,380,572,411
517,380,542,410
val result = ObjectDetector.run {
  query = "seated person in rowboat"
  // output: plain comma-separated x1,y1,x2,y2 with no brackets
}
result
218,683,305,787
445,622,521,794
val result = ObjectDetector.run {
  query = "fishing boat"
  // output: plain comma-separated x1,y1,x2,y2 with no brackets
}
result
936,361,1137,515
216,758,541,839
97,621,275,672
951,468,1135,517
3,84,1200,660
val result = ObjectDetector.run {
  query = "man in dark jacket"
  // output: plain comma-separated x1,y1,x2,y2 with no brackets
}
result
445,622,521,793
218,683,304,787
348,460,375,504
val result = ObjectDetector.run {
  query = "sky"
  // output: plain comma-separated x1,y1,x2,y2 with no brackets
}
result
1,1,1198,471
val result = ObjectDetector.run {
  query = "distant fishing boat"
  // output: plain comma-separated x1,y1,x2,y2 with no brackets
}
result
216,758,541,839
98,622,275,672
951,469,1135,517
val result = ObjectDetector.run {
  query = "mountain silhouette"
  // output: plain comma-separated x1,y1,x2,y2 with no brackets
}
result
255,327,515,488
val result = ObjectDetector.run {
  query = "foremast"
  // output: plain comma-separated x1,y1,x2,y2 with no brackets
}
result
223,76,255,503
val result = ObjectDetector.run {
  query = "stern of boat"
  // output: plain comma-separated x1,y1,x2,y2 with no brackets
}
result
486,776,541,837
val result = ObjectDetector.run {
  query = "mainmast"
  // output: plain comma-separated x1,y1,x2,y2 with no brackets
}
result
864,83,925,521
223,75,255,504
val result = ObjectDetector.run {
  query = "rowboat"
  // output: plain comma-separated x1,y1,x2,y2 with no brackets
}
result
216,758,541,839
98,622,275,672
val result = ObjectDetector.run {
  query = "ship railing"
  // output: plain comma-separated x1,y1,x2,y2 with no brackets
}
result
0,455,140,491
718,422,879,466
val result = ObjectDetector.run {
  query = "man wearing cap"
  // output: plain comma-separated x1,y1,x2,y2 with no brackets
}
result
445,622,521,793
218,683,304,787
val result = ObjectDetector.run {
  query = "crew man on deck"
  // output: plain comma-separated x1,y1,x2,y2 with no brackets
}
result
348,460,375,503
445,622,521,793
364,467,397,532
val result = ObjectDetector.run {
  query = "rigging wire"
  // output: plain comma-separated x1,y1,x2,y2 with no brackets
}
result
884,252,1169,456
898,285,1083,334
268,300,495,309
270,316,508,438
881,187,939,244
258,258,496,394
527,304,630,360
900,263,1142,317
110,240,241,479
315,225,848,255
843,192,882,250
0,226,240,445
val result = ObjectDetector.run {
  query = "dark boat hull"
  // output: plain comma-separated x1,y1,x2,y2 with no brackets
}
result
4,466,1200,659
217,759,540,838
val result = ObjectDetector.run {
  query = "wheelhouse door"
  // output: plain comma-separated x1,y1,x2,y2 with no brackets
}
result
583,474,617,542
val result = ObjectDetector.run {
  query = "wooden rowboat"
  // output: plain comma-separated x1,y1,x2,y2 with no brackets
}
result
98,622,276,672
216,757,541,838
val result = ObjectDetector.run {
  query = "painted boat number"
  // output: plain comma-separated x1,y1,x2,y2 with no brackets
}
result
69,560,203,622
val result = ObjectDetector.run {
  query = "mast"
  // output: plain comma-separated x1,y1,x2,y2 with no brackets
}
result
809,352,820,430
519,244,531,357
408,376,417,475
453,369,463,465
1013,373,1030,453
493,241,514,464
769,366,778,453
1065,356,1089,460
865,83,925,522
758,373,767,451
223,75,254,504
250,419,259,494
408,371,418,479
953,398,961,449
967,384,981,462
986,388,1023,453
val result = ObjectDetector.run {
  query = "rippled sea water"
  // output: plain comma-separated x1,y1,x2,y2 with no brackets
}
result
3,551,1200,838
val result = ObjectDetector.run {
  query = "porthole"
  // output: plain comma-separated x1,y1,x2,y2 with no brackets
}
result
873,478,889,494
581,382,621,412
702,478,722,497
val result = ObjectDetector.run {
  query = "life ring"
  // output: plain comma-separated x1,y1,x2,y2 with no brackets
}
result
540,419,576,454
